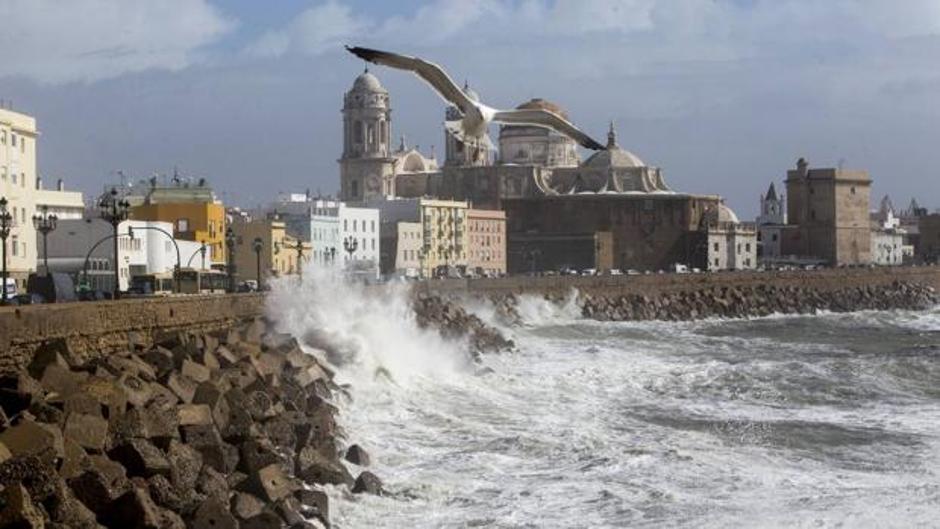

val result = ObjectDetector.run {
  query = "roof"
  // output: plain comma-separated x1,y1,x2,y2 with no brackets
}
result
515,98,569,120
766,182,778,201
351,70,386,93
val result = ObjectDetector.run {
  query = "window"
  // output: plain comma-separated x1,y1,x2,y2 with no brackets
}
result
11,172,16,184
177,219,189,233
371,220,375,232
10,134,15,147
353,220,357,232
344,219,348,231
11,236,17,256
746,243,751,252
772,233,778,242
21,173,25,187
851,186,856,195
713,242,719,252
354,121,363,143
351,180,359,198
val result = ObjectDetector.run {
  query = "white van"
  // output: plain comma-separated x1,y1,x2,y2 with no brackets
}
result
2,278,17,299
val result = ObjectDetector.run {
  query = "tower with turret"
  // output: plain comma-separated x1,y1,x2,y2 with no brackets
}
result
339,69,396,202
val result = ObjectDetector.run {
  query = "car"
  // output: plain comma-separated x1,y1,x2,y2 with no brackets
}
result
580,268,597,276
626,269,641,276
14,293,45,305
608,269,623,276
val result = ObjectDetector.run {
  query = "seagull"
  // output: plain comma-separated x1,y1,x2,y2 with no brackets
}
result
346,46,605,151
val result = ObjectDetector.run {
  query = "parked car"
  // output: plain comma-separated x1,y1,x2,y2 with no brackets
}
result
608,269,623,276
2,277,17,300
14,293,46,305
580,268,597,276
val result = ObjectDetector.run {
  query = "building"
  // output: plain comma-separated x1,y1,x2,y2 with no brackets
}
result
229,216,311,286
756,182,787,262
783,158,872,266
129,181,227,266
917,214,940,264
266,196,379,278
704,203,758,271
869,196,907,266
374,197,469,278
339,69,396,203
467,208,506,276
1,107,87,290
44,219,207,293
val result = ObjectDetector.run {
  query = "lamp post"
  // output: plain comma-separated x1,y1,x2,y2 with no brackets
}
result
252,237,263,291
225,227,236,293
32,205,58,275
291,239,305,277
0,197,13,305
343,236,358,265
97,188,130,299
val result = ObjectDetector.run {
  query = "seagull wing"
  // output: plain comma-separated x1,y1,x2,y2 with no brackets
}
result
492,109,605,150
346,46,483,122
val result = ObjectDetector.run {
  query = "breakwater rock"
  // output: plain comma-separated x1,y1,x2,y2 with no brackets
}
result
580,280,938,321
0,318,371,528
413,293,515,355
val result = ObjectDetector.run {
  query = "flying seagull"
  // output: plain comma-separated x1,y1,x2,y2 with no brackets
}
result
346,46,605,151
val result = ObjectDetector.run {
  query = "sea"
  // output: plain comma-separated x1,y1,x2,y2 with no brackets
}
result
268,271,940,528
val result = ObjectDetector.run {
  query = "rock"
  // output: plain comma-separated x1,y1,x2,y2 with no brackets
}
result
242,509,286,529
181,359,212,384
351,471,383,495
101,486,165,529
28,340,73,379
0,482,45,529
80,376,128,419
68,456,130,512
0,455,60,503
146,382,180,410
147,474,183,511
40,363,87,398
178,403,214,426
166,440,203,493
63,412,109,452
231,492,266,520
164,372,197,404
192,382,231,431
0,419,64,464
108,438,171,478
59,437,88,480
241,463,297,503
295,488,329,524
47,485,100,529
191,496,239,529
62,392,103,417
238,437,283,474
117,373,154,408
182,423,237,474
195,465,231,504
296,446,352,486
142,346,176,379
344,444,370,466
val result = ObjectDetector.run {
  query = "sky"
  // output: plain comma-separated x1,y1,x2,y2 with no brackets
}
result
1,0,938,217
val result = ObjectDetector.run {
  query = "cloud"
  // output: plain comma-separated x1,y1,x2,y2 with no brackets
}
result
0,0,235,84
246,1,370,57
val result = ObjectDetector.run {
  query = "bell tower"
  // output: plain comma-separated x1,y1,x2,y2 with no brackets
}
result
339,68,396,202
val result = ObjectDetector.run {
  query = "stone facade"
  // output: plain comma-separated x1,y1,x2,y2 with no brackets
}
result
339,70,396,203
784,158,871,265
917,214,940,263
756,182,786,261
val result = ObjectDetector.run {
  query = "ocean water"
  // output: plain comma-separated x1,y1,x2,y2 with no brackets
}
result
268,273,940,528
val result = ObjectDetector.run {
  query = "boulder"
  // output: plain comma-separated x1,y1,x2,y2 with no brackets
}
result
59,437,89,480
344,444,370,466
80,376,128,419
166,440,203,493
108,438,171,478
0,373,45,416
295,488,329,524
178,403,214,426
181,359,212,384
117,373,154,409
68,456,130,512
241,463,297,503
0,455,60,503
101,486,166,529
296,446,352,486
351,471,383,495
0,419,64,464
0,482,45,529
63,412,109,452
164,372,197,404
242,510,286,529
231,492,266,520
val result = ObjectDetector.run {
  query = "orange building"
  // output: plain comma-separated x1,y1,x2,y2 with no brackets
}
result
129,184,227,265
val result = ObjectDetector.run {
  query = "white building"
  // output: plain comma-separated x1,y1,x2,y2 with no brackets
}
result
706,203,758,271
44,219,209,293
268,195,380,278
870,196,907,266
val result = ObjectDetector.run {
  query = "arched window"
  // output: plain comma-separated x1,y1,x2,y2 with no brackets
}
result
354,121,363,144
351,180,359,198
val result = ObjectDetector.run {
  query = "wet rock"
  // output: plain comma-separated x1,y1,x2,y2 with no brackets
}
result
351,471,383,495
344,444,370,466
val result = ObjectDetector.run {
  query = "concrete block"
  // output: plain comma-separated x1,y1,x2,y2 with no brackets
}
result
60,437,88,480
195,465,231,504
242,463,296,503
101,486,165,529
202,349,221,371
181,359,212,384
295,364,328,388
0,419,64,464
0,482,45,529
295,488,329,524
245,390,276,421
231,491,266,520
0,455,60,503
68,456,130,512
146,381,180,410
27,340,71,379
238,438,283,475
165,372,197,404
275,496,305,526
62,392,103,417
182,423,237,474
178,403,214,426
142,346,176,378
296,446,352,487
80,376,129,419
0,373,45,416
108,438,172,478
214,345,240,367
191,497,239,529
147,474,183,511
242,510,286,529
192,382,231,431
64,412,110,452
40,363,87,398
166,440,203,492
118,373,154,409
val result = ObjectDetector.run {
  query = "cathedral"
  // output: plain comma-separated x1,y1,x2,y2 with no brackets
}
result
338,69,754,273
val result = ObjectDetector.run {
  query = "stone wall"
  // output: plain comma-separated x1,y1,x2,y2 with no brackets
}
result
0,294,265,374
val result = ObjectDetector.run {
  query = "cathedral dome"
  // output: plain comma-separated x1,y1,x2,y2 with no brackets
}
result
515,98,569,120
351,70,386,93
706,203,740,224
583,124,645,168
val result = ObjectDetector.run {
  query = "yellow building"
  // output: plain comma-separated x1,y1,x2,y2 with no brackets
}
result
230,216,311,286
419,199,469,278
130,185,226,265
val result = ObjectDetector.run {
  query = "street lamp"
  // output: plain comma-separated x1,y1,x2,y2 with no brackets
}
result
0,197,13,305
343,236,358,263
97,188,130,299
252,237,263,290
287,239,305,277
32,205,58,275
225,227,236,293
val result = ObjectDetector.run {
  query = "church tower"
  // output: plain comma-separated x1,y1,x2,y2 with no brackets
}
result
444,82,493,167
758,182,786,225
339,69,396,202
